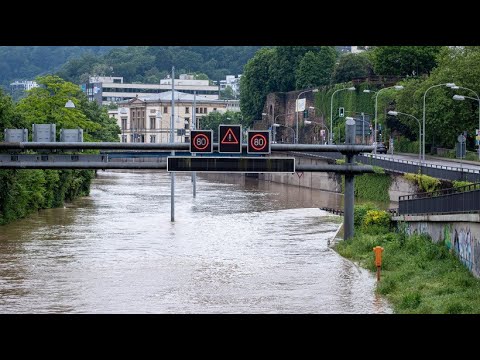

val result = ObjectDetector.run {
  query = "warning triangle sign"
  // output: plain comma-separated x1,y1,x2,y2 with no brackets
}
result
221,128,239,144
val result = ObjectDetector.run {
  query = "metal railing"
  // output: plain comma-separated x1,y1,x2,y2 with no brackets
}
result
358,154,480,183
296,151,480,182
398,183,480,215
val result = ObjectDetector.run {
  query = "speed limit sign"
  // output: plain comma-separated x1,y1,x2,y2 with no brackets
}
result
247,130,271,154
190,130,213,153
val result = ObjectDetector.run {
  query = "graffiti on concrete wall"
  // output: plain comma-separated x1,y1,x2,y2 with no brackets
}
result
453,228,474,271
404,222,480,278
474,233,480,277
443,224,452,250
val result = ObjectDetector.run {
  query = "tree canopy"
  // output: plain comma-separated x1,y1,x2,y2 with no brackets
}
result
371,46,444,77
15,75,120,142
295,48,337,89
332,53,373,83
57,46,261,85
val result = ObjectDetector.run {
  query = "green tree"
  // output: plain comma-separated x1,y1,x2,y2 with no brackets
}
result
295,47,337,89
220,86,235,100
0,89,24,139
394,47,480,150
15,75,102,141
270,46,323,92
372,46,444,77
200,111,246,140
332,53,373,84
240,48,276,122
193,73,209,80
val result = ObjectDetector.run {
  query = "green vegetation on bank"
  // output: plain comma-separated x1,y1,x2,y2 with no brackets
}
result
0,75,120,225
336,159,392,202
404,173,441,193
335,204,480,313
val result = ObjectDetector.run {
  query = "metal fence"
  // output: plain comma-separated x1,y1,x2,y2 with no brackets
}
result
299,151,480,182
357,154,480,182
398,183,480,215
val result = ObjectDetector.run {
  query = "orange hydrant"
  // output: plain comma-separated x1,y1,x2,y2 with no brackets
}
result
373,246,384,281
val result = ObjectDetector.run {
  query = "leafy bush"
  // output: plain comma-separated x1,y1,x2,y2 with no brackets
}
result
354,203,377,228
404,173,441,193
363,210,391,228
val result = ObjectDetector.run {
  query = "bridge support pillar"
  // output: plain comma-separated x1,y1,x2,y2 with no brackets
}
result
344,118,356,240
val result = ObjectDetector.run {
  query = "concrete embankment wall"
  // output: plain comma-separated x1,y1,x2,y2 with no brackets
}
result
260,153,417,203
394,214,480,278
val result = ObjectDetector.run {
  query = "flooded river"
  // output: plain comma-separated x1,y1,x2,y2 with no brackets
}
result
0,171,392,313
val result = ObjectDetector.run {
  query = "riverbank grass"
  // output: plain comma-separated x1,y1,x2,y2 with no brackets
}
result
335,205,480,313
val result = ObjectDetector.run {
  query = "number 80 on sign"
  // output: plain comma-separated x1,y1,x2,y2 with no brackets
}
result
190,130,213,153
247,130,271,154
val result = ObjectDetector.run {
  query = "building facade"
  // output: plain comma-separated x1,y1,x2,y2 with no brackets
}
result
82,76,220,106
110,91,240,143
219,75,242,98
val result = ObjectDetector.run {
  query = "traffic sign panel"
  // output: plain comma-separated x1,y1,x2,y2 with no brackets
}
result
247,130,271,154
167,157,295,173
190,130,213,153
219,124,242,153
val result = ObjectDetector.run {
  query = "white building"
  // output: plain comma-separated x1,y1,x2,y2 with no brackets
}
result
110,91,240,144
83,75,220,105
219,74,242,98
10,80,39,91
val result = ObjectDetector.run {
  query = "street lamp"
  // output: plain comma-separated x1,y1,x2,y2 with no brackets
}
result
273,112,296,144
329,86,355,144
273,123,295,143
388,110,422,161
344,110,373,144
156,111,163,143
422,82,456,161
296,88,319,144
374,85,404,155
304,120,329,144
65,100,75,108
452,88,480,159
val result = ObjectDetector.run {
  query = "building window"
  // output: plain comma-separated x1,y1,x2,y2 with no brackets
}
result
130,134,134,143
203,107,207,114
164,106,168,113
185,107,190,114
150,135,156,143
122,135,127,143
121,118,127,130
196,107,199,114
150,117,156,129
184,117,190,129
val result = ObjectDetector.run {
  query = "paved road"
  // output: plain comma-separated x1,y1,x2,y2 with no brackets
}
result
368,152,480,172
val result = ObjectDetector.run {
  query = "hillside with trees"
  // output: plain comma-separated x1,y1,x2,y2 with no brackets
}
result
0,46,117,88
57,46,262,84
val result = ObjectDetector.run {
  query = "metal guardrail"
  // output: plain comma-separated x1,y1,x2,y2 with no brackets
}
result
358,154,480,183
296,151,480,182
398,183,480,215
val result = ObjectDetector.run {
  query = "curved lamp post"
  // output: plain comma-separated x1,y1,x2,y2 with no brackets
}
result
273,112,295,144
296,89,319,143
330,87,355,144
273,123,295,143
452,86,480,159
388,110,422,161
370,85,404,155
422,82,456,161
304,119,329,144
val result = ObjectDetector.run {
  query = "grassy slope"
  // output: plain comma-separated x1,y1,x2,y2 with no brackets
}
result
335,228,480,314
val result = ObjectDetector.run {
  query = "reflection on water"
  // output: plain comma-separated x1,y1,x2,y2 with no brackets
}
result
0,170,392,313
